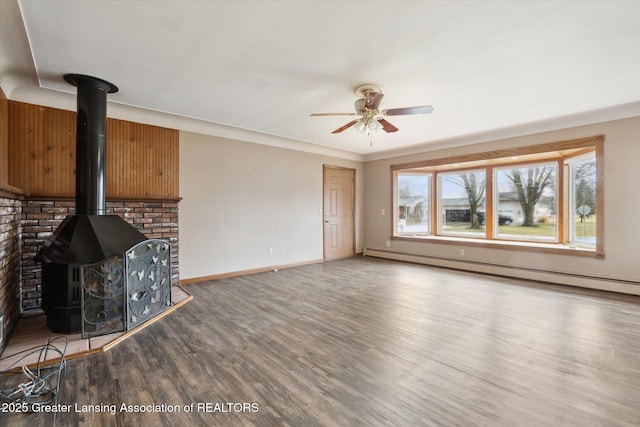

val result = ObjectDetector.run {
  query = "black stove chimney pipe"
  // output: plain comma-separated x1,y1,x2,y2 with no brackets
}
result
63,74,118,216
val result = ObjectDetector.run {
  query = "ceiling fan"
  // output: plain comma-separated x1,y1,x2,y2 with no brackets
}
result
310,84,433,135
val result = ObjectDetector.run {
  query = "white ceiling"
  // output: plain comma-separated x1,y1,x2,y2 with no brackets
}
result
3,0,640,160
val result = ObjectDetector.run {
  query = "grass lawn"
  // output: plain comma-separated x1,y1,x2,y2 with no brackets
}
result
573,215,597,238
496,223,555,238
442,216,596,240
443,221,556,239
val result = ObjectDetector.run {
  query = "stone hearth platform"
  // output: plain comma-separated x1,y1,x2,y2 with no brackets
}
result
0,285,192,372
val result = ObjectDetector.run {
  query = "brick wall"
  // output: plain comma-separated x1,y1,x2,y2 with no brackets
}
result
21,199,180,313
0,196,22,349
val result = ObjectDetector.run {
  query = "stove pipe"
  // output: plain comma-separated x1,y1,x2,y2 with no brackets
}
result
63,74,118,215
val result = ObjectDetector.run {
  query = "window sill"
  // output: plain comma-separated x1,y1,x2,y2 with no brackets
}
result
392,235,603,259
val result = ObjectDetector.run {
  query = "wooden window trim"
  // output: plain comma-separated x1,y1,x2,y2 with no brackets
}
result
391,234,599,258
391,135,601,172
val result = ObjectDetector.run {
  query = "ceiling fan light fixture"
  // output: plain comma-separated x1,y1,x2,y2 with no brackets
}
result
354,120,367,133
368,120,382,132
353,117,382,135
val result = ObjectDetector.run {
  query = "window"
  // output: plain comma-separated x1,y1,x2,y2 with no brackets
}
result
396,171,431,235
438,170,486,238
391,136,604,257
567,153,597,247
494,162,558,241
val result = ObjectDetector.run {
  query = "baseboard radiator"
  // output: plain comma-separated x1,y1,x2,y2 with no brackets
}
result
363,248,640,296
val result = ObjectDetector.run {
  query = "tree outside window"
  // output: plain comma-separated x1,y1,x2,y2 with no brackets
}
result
439,170,486,237
495,163,557,241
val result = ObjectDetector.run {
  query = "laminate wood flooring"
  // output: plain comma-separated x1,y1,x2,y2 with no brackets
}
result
2,256,640,426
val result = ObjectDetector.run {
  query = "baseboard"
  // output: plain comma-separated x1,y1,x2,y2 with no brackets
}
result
180,258,325,285
363,248,640,296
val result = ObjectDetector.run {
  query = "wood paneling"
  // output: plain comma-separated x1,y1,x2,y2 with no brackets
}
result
7,101,179,199
0,87,8,183
43,105,75,195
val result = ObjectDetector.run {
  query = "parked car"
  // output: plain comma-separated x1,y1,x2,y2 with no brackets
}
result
477,212,513,226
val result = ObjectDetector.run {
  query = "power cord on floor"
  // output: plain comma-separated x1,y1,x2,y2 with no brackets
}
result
0,335,68,414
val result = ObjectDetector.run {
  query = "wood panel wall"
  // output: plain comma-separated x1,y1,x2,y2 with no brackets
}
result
0,88,8,184
8,101,179,199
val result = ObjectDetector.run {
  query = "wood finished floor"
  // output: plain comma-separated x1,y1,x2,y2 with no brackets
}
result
2,256,640,426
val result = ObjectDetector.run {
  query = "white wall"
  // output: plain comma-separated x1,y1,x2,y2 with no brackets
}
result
179,131,363,280
364,116,640,294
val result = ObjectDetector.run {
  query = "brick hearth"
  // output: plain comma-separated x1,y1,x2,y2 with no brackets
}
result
20,199,180,313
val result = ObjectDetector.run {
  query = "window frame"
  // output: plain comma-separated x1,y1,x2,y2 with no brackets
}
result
390,135,605,259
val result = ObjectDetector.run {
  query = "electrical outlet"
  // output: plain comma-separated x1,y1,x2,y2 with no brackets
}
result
459,249,465,256
268,247,273,255
386,241,391,248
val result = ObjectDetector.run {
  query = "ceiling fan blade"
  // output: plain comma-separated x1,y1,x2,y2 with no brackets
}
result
378,118,399,133
332,120,358,134
310,113,358,116
383,105,433,116
364,92,384,110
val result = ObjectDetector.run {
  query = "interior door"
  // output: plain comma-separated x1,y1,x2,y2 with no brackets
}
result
323,166,355,260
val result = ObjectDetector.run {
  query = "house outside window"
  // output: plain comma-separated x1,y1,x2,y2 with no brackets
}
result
438,170,486,238
396,171,431,235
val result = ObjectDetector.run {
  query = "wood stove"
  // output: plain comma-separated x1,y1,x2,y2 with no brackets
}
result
35,74,172,336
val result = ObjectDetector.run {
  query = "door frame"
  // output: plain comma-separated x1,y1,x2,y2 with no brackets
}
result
323,165,356,260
